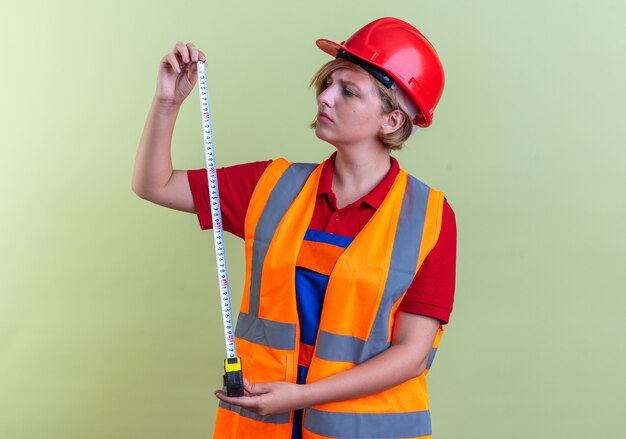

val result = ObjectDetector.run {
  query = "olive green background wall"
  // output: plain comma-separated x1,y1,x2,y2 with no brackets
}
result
1,1,624,438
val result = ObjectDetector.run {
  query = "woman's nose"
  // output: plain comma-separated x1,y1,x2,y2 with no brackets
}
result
318,86,335,107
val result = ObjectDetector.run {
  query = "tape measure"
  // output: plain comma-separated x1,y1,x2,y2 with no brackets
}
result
196,61,244,397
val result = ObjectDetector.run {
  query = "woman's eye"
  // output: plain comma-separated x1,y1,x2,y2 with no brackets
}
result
342,87,355,97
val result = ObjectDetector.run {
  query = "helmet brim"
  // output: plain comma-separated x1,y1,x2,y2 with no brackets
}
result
315,39,344,57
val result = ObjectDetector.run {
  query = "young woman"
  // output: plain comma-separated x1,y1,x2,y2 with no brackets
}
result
133,17,456,439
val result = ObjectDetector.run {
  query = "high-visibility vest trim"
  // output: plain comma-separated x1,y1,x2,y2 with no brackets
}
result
235,312,296,350
219,400,291,424
426,347,438,370
247,161,318,318
303,407,432,438
313,175,433,364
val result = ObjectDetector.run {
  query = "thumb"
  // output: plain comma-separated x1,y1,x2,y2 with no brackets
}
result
246,380,271,395
186,62,199,83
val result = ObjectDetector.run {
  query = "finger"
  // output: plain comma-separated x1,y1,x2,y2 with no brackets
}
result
243,377,254,393
237,378,257,397
163,52,181,73
214,390,228,401
186,42,199,62
249,381,271,394
187,62,199,81
214,390,258,409
198,50,206,62
214,391,237,406
173,41,190,63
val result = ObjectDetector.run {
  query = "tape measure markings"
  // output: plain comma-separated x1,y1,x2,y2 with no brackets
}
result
196,61,237,359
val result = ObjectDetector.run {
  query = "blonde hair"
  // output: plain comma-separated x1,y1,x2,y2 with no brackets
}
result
310,59,416,150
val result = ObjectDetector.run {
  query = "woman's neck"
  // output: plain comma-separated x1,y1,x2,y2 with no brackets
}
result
332,148,391,209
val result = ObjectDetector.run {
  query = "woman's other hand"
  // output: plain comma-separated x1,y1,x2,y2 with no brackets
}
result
215,377,308,417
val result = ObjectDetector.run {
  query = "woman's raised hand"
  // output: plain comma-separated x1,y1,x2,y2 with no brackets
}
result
155,42,206,105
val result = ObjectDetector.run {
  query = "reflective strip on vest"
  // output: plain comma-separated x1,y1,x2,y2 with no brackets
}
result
219,401,290,424
237,162,316,347
304,407,432,438
235,312,296,351
315,175,432,364
426,347,438,370
224,163,317,428
248,162,318,318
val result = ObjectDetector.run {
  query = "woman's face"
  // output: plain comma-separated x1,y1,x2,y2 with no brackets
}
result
315,67,385,148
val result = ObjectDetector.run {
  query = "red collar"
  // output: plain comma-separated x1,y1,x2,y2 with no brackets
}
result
317,152,400,209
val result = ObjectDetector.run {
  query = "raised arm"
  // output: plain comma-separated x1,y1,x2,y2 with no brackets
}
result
132,42,206,213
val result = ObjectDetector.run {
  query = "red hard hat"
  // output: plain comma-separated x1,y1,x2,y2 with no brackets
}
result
316,17,445,127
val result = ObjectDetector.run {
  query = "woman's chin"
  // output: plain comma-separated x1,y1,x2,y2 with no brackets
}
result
314,126,333,143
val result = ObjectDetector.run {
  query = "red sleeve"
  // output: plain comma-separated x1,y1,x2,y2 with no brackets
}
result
397,199,457,324
186,160,272,238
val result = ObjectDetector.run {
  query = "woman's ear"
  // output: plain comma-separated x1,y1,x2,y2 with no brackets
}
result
381,110,407,135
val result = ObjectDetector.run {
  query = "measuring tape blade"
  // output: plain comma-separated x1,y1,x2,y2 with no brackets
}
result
196,61,237,359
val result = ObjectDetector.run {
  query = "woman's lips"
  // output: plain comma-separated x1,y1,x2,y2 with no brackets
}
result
318,112,333,123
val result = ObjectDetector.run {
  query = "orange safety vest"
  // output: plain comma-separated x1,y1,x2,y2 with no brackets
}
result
214,159,445,439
